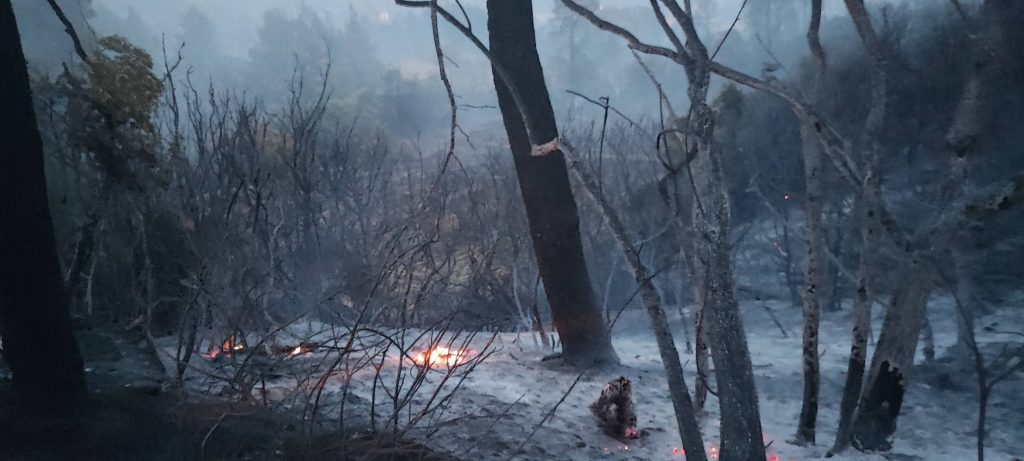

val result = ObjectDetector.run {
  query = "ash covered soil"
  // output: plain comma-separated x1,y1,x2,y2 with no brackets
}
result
3,297,1022,460
160,298,1023,461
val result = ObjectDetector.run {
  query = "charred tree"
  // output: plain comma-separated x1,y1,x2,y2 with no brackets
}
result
845,0,1014,451
486,0,617,367
850,268,932,451
557,1,767,457
590,377,640,441
0,0,87,411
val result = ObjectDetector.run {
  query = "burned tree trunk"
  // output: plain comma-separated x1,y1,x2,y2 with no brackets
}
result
831,0,890,452
487,0,617,366
0,0,87,410
831,179,881,450
590,377,639,441
842,0,1012,452
850,269,932,451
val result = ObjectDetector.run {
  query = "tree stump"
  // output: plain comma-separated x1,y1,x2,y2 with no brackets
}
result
590,376,639,440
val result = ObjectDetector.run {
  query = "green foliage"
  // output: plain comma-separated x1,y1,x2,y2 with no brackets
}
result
58,35,163,186
88,36,163,132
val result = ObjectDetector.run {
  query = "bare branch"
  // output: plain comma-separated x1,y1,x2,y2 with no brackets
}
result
45,0,89,63
558,0,687,64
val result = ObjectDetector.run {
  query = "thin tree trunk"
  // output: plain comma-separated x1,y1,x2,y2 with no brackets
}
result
64,213,100,307
550,138,707,461
830,191,876,453
0,0,87,411
795,122,825,444
795,0,827,444
487,0,617,366
781,219,800,307
693,292,710,412
921,313,935,365
831,0,890,452
977,387,988,461
951,247,979,366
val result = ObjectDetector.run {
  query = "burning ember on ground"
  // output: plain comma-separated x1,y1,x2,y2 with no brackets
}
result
411,346,472,368
203,335,247,359
284,342,315,357
669,444,784,460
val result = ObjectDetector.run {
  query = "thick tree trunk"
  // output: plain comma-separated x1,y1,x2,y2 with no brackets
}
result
689,105,765,461
0,0,87,411
487,0,617,366
850,268,932,451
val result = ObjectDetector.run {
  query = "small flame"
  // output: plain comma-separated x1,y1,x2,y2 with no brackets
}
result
204,335,246,359
412,346,471,368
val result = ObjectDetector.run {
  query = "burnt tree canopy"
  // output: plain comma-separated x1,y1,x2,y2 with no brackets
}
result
486,0,617,366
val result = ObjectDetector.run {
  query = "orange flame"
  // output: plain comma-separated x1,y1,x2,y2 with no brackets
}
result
412,346,471,368
203,335,246,359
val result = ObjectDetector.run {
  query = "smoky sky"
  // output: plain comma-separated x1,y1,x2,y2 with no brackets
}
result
16,0,950,142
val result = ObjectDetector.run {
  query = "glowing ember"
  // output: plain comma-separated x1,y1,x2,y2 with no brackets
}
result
671,443,784,460
203,335,246,359
412,346,471,368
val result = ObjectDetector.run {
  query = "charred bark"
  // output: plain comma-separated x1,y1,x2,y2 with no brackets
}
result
831,0,890,452
831,177,882,453
850,269,932,451
487,0,617,367
0,0,87,411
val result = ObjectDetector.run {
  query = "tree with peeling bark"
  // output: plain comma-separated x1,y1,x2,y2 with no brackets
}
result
0,0,87,412
558,1,766,459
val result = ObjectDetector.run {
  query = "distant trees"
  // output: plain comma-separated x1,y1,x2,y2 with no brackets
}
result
0,0,86,410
